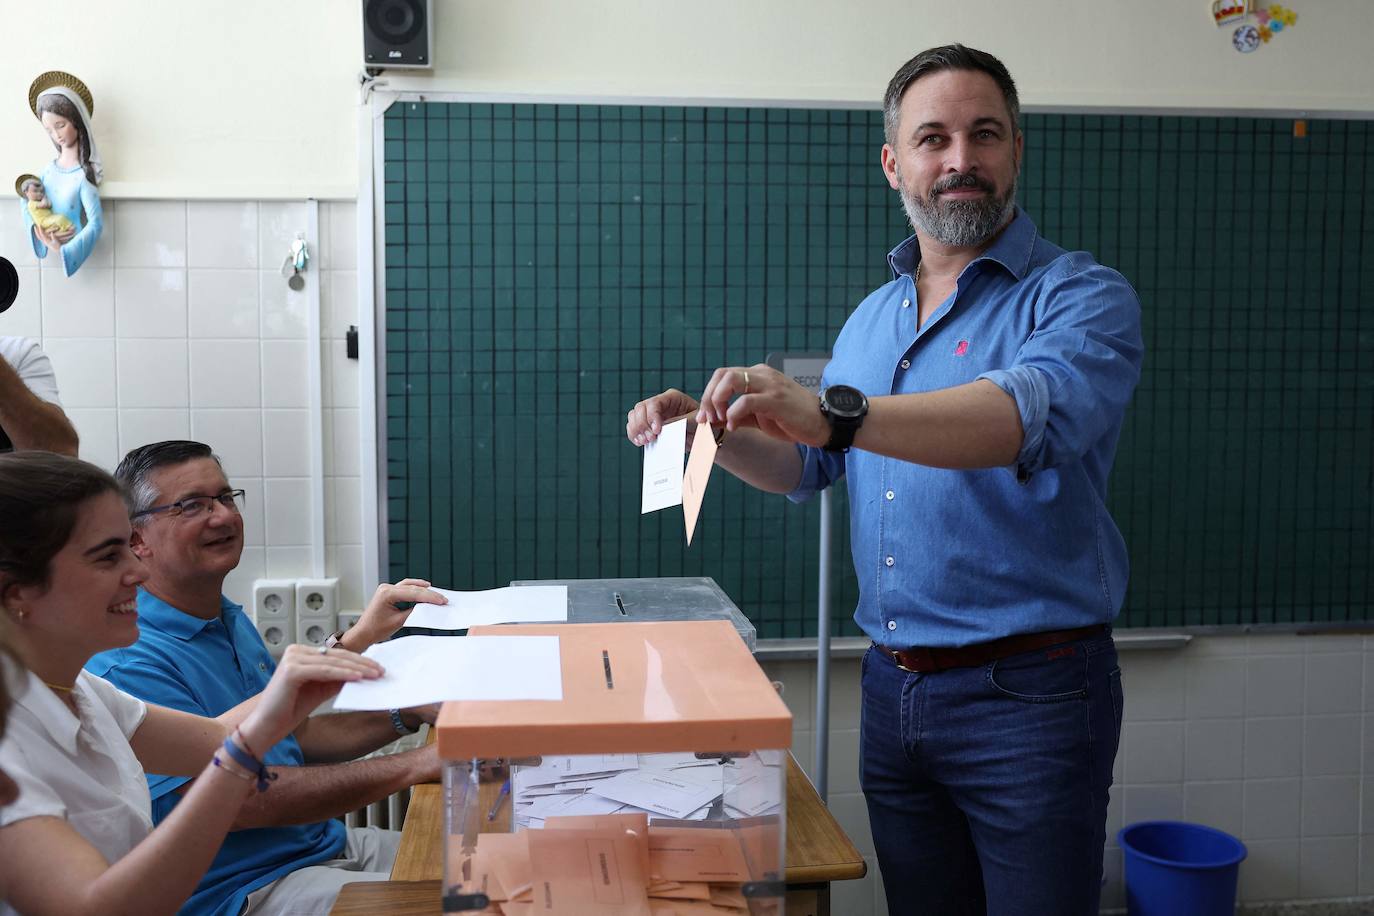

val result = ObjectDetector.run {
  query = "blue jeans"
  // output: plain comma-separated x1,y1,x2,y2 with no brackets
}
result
860,631,1123,916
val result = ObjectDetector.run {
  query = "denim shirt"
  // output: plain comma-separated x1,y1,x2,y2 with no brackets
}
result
789,208,1144,649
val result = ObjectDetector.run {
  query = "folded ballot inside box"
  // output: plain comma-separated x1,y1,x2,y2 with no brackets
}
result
436,620,791,915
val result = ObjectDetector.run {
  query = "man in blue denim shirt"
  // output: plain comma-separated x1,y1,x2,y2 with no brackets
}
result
628,45,1142,915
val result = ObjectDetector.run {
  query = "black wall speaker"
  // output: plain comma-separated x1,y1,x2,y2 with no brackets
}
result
363,0,432,69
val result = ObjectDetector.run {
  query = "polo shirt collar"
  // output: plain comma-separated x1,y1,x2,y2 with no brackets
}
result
136,588,240,641
887,205,1039,282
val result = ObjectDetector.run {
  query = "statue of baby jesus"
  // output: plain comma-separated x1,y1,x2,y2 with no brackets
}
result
16,174,75,235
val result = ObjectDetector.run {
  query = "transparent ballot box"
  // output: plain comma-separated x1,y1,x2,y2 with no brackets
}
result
437,620,792,915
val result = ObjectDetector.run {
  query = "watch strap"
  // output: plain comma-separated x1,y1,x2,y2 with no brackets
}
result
822,417,861,453
389,708,418,736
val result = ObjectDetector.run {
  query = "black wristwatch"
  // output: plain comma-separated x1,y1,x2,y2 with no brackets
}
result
819,385,869,453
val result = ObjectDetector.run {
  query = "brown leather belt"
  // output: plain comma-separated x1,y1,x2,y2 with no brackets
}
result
876,624,1107,674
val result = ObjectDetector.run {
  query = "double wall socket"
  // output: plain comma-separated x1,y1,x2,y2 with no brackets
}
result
251,577,341,654
251,579,296,657
296,578,339,647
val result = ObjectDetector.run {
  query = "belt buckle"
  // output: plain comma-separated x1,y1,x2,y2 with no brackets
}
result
896,647,934,673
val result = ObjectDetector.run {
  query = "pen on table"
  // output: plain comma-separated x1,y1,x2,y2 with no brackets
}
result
486,778,510,821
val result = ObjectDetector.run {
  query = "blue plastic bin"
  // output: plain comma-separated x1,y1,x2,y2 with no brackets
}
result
1119,821,1247,916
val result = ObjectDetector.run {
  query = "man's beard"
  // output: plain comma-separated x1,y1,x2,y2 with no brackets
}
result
897,169,1017,248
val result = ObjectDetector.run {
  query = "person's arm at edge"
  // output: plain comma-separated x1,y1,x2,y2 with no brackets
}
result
0,351,79,455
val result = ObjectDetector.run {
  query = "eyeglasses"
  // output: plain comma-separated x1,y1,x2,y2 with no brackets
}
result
132,489,245,521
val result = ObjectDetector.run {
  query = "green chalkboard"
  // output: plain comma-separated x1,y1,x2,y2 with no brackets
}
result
382,101,1372,635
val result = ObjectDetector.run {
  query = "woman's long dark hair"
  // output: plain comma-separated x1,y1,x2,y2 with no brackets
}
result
0,452,122,600
36,94,97,186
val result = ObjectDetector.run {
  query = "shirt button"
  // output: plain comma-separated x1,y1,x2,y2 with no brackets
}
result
887,620,897,631
900,359,911,370
885,490,895,500
901,298,911,309
885,556,895,567
259,663,267,672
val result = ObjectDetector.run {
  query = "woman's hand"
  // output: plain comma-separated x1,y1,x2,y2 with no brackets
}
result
347,578,447,650
238,645,383,752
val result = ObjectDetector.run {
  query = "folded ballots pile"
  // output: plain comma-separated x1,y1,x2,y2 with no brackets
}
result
511,751,783,828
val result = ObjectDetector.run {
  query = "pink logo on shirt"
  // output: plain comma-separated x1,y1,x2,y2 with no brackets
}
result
954,340,969,357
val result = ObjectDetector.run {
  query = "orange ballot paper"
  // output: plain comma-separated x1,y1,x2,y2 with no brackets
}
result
547,813,651,880
481,832,534,902
647,828,751,883
526,828,651,915
681,421,718,545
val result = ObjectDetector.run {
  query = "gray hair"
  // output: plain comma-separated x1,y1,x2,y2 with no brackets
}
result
882,44,1021,147
115,440,223,522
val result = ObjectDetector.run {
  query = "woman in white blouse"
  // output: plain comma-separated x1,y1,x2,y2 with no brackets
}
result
0,451,385,916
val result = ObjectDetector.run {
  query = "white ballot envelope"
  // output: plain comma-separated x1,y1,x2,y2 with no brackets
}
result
641,418,687,513
334,634,563,709
403,584,568,630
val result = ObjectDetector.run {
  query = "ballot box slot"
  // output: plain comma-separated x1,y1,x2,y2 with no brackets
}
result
602,649,615,689
613,591,629,616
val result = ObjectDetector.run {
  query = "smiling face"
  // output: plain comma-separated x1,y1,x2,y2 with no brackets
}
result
880,68,1023,249
8,490,146,668
40,110,79,151
130,458,244,592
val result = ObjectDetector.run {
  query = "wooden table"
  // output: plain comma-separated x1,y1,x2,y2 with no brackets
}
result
333,754,865,915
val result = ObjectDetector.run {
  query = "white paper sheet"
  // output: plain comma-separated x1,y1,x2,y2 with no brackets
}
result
402,584,568,630
515,755,639,789
641,418,687,513
721,773,780,817
333,634,563,710
590,767,723,820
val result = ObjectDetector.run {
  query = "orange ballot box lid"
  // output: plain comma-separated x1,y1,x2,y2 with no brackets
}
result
436,620,792,760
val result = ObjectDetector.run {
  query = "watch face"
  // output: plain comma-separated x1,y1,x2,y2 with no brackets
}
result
824,385,867,417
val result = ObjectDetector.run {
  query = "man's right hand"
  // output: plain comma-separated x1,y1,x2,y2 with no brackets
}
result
626,388,699,447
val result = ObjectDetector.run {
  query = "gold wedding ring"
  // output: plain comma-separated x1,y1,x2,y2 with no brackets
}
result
742,369,750,395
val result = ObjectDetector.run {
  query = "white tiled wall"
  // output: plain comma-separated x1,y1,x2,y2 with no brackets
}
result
762,631,1374,915
0,199,366,612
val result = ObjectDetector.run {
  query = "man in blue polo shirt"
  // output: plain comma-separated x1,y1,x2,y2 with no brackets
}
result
88,439,447,916
626,45,1142,916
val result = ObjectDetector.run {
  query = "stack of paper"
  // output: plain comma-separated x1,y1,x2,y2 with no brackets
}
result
453,811,763,915
510,752,781,831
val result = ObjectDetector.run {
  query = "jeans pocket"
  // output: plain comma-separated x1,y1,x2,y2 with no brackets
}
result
987,649,1090,703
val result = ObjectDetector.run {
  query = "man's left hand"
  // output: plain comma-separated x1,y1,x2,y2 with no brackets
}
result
696,363,830,448
348,578,447,651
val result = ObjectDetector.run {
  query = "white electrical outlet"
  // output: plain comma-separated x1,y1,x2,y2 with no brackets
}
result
252,579,296,657
295,578,339,647
337,609,364,634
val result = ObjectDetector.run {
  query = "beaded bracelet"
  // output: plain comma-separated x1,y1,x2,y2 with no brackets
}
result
219,735,278,793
